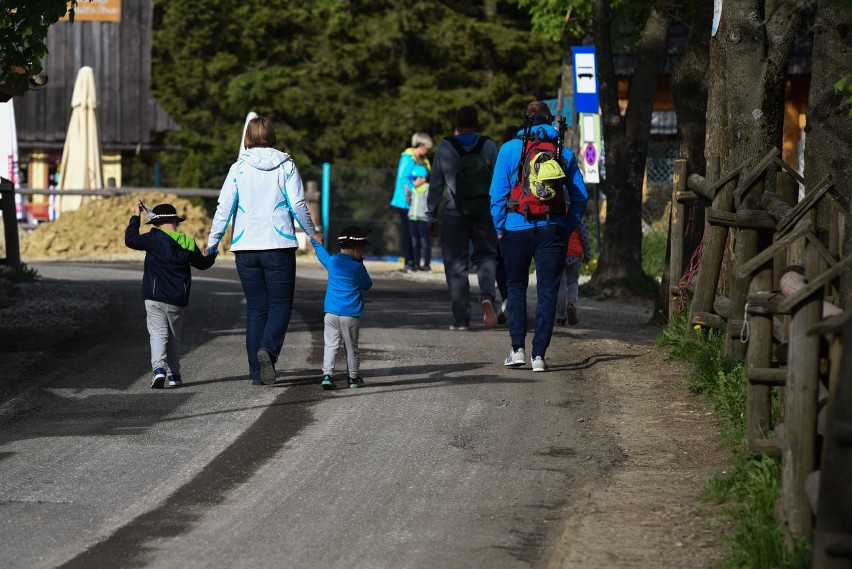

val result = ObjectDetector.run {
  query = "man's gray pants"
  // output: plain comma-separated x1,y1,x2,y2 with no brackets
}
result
556,259,581,319
145,300,185,375
440,213,498,321
323,313,361,378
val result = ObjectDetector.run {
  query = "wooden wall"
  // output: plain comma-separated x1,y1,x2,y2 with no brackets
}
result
13,0,178,153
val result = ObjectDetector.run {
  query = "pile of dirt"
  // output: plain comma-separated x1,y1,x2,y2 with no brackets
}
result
20,193,230,258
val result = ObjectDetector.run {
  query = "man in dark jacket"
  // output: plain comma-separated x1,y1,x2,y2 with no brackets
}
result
426,106,500,331
125,201,216,389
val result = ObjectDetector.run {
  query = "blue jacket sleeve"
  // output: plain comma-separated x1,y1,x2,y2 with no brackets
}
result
562,151,589,235
124,216,151,251
489,141,519,235
311,239,330,268
391,152,417,209
356,264,372,291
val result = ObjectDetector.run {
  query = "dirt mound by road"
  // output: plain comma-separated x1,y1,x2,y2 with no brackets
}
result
19,193,227,258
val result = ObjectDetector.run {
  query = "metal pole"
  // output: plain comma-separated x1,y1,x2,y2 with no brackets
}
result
593,183,602,252
0,177,21,270
321,162,331,238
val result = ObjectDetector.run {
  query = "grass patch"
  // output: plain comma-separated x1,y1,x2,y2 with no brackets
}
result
657,309,812,567
642,224,667,279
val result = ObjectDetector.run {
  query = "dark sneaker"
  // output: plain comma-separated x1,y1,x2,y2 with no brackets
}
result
449,319,470,331
167,374,182,388
321,374,336,390
566,303,578,325
151,367,166,389
348,377,364,388
257,349,276,385
497,300,508,325
251,380,264,386
555,317,566,326
420,264,431,272
481,297,498,328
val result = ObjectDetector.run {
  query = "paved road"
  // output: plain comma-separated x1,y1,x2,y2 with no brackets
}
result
0,259,620,569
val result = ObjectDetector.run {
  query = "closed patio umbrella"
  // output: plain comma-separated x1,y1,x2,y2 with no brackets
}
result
56,66,103,216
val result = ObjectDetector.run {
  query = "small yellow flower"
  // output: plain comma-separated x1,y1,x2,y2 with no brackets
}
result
693,324,701,330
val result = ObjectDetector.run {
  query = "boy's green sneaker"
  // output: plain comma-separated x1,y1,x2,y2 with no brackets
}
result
347,377,364,388
321,374,336,390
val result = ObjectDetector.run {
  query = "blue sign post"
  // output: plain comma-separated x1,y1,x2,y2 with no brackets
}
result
572,46,599,114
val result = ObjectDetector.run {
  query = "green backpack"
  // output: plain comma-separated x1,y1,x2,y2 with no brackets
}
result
447,136,492,217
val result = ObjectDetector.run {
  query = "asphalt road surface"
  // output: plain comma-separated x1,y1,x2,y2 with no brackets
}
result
0,259,717,568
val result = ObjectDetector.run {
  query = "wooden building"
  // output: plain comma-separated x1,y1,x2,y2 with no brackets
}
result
13,0,177,191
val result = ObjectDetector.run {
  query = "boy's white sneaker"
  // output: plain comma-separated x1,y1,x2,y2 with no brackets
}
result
504,348,525,367
531,356,548,372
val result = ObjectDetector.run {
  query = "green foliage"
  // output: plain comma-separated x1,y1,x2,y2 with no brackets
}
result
657,311,812,567
641,224,667,278
835,73,852,117
0,1,77,94
151,0,560,187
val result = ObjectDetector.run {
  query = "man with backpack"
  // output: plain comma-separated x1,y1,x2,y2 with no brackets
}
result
427,106,500,331
490,101,588,371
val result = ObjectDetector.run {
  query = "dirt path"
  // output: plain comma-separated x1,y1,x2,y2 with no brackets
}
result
1,258,728,567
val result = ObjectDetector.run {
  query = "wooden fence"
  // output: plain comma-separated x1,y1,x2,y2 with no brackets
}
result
669,150,851,566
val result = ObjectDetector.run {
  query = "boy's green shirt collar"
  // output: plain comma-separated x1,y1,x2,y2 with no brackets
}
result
159,228,196,251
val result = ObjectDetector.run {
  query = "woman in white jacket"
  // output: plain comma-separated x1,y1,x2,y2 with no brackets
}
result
207,117,323,385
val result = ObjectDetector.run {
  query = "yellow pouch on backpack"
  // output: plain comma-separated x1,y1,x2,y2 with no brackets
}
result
528,152,565,201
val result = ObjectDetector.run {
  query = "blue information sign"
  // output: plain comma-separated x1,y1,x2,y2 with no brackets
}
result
572,46,599,113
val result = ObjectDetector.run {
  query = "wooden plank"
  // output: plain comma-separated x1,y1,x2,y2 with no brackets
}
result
808,309,852,337
773,155,805,185
686,160,747,200
748,367,787,385
734,147,779,203
812,314,852,565
692,311,723,329
805,232,837,268
776,175,834,235
747,292,789,315
779,254,852,313
746,438,782,457
782,244,822,539
827,186,850,214
707,209,737,227
737,217,813,279
674,190,699,202
669,160,687,322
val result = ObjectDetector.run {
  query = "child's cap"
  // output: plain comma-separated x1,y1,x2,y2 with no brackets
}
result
145,203,186,225
410,164,429,179
336,226,372,247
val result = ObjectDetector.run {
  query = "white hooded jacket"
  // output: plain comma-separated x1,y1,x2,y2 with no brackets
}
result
208,147,318,252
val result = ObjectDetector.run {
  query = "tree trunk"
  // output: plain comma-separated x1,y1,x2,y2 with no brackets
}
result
591,0,670,286
804,0,852,309
652,0,712,325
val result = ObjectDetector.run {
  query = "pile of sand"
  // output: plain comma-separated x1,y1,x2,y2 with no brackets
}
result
20,193,231,258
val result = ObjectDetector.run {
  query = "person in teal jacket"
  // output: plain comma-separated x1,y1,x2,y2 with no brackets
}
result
311,226,374,389
391,132,432,272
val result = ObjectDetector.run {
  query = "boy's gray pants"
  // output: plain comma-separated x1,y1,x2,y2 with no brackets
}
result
145,300,185,375
556,259,581,319
323,313,361,378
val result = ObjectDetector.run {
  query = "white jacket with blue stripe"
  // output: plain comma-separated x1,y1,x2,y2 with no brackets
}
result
208,147,318,252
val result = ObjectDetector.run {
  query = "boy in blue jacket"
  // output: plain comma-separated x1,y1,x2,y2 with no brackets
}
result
125,201,216,388
311,226,373,389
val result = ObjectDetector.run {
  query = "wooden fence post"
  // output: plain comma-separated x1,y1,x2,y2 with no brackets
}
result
0,177,21,271
781,233,822,541
668,159,687,321
812,314,852,566
687,156,726,336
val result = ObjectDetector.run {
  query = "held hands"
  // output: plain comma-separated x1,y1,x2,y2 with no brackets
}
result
312,232,324,246
427,222,439,238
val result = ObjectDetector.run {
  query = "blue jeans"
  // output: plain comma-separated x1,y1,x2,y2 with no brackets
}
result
409,219,431,266
394,206,414,267
499,225,568,357
235,249,296,380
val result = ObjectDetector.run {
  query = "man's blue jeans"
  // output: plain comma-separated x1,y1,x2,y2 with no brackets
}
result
499,224,568,357
235,249,296,380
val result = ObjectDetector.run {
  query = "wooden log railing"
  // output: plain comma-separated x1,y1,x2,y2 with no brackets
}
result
667,151,850,551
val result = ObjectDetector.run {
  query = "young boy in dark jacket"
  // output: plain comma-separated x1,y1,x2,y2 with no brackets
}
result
125,201,216,388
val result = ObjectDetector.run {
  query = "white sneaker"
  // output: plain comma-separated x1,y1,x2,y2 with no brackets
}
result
531,356,548,372
504,348,525,367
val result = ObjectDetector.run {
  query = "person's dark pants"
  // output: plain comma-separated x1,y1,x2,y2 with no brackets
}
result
410,219,431,267
496,250,508,301
441,213,498,322
394,206,415,267
235,249,296,380
499,224,568,357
